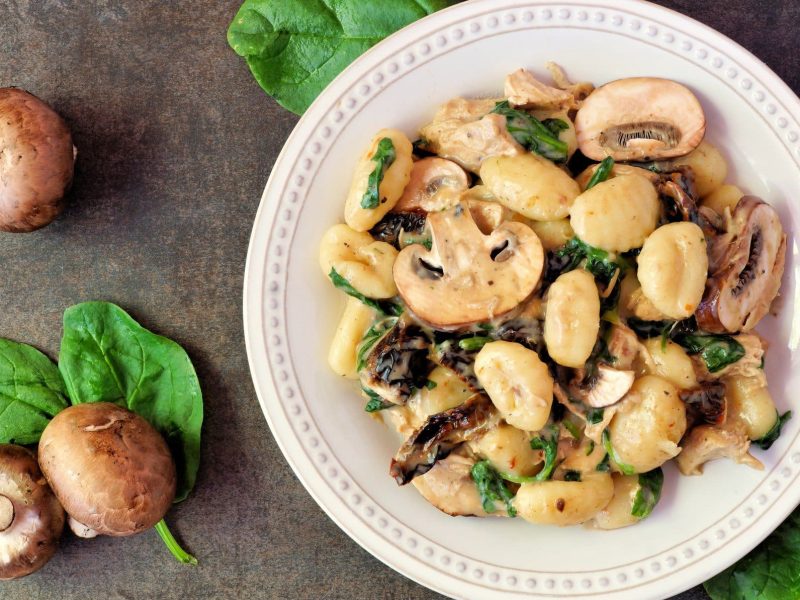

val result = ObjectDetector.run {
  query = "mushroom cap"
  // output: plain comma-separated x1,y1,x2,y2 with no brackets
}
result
38,403,176,536
0,444,64,580
393,157,468,213
0,88,75,232
393,201,544,328
575,77,705,161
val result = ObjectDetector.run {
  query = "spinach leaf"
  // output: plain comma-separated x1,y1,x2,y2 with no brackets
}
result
0,339,68,445
673,333,745,373
530,426,559,481
705,508,800,599
360,137,396,209
631,468,664,518
553,237,628,291
585,157,615,190
470,460,516,517
227,0,457,115
562,418,581,440
363,387,392,412
490,101,568,162
602,429,636,475
58,302,203,503
754,411,792,450
329,268,404,316
586,407,605,425
356,317,397,372
542,118,569,136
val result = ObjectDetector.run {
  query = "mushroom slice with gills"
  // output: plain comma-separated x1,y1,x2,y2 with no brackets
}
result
0,444,64,580
412,452,504,517
581,365,636,409
696,196,787,333
393,202,544,329
575,77,706,162
676,423,763,476
393,157,469,213
681,381,727,426
360,318,433,406
504,68,575,110
390,393,499,484
369,211,427,249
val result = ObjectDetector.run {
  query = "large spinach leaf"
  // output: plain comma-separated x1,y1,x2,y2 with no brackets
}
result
470,460,516,517
227,0,457,115
58,302,203,502
705,508,800,599
0,339,68,445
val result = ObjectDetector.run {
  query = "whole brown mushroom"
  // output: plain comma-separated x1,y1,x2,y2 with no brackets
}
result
0,444,65,580
0,88,75,232
38,402,176,537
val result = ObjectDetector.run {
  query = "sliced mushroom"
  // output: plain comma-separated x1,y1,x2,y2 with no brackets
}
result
696,196,786,333
360,319,433,405
676,424,763,476
393,157,469,213
369,211,426,248
412,453,504,517
504,68,575,110
605,323,641,370
583,365,636,408
575,77,706,161
394,202,544,329
389,393,499,484
680,381,727,425
0,445,64,580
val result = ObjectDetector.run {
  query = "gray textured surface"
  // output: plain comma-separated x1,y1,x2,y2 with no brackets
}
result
0,1,796,599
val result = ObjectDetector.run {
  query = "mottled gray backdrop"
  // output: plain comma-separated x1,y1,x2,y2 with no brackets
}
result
0,1,797,599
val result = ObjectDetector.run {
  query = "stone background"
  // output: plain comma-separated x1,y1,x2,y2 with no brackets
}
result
1,1,797,598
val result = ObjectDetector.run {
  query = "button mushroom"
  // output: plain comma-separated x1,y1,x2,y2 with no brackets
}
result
38,403,176,537
393,157,469,213
696,196,787,333
0,444,64,580
575,77,706,161
581,365,636,409
0,88,75,232
393,202,544,329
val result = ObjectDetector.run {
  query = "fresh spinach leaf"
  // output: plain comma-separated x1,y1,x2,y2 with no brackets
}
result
329,268,403,316
602,429,636,475
530,426,559,481
491,101,568,162
586,407,605,425
673,332,745,373
705,508,800,599
470,460,516,517
585,157,615,190
0,339,68,445
631,468,664,518
360,137,396,209
754,411,792,450
227,0,457,115
58,302,203,503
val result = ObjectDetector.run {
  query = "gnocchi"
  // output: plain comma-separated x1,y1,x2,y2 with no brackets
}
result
641,339,698,390
701,183,743,217
513,472,614,526
319,224,398,298
527,218,574,251
470,423,542,477
726,375,779,440
474,341,553,431
673,140,728,198
569,174,660,252
592,474,642,530
327,297,377,379
636,222,708,319
544,269,600,368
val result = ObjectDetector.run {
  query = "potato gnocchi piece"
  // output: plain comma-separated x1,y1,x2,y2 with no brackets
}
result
470,423,541,478
513,472,614,526
319,224,398,298
673,140,728,198
327,297,377,379
480,153,581,221
641,339,698,390
408,366,473,422
637,222,708,319
592,474,643,530
344,129,413,231
474,341,553,431
528,218,574,251
701,183,743,217
726,375,779,441
608,375,687,473
544,269,600,368
619,270,670,322
569,174,660,252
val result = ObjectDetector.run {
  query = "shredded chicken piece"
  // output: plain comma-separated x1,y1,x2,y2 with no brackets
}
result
412,453,504,517
676,423,763,475
504,68,574,110
546,61,594,106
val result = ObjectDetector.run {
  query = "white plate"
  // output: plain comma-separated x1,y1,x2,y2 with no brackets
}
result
243,1,800,598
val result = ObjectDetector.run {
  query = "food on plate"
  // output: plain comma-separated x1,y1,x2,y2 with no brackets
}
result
0,444,64,580
321,65,788,529
0,88,75,232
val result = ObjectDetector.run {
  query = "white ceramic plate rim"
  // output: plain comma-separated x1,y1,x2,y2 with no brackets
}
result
243,1,800,598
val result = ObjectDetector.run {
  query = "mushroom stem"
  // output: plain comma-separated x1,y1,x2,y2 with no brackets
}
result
0,495,13,532
155,519,198,566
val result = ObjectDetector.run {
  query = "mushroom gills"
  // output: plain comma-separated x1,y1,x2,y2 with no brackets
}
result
369,211,427,249
600,121,681,153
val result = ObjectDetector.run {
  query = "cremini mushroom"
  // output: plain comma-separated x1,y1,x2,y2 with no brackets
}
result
0,445,64,580
696,196,786,333
38,403,176,537
575,77,706,161
394,201,543,329
393,157,468,213
583,365,636,408
676,424,763,476
0,88,76,232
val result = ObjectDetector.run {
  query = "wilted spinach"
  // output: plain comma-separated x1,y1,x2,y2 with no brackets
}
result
329,268,404,316
363,387,393,412
754,411,792,450
585,157,615,190
631,468,664,518
0,339,68,445
360,137,396,209
673,332,745,373
529,426,559,481
470,460,517,517
356,318,397,372
602,429,636,475
490,101,568,162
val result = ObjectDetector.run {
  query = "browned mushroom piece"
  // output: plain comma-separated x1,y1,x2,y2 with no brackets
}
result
38,403,177,537
676,424,763,476
0,88,75,232
393,201,544,329
0,444,64,580
575,77,706,161
581,365,636,408
696,196,787,333
393,157,469,213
